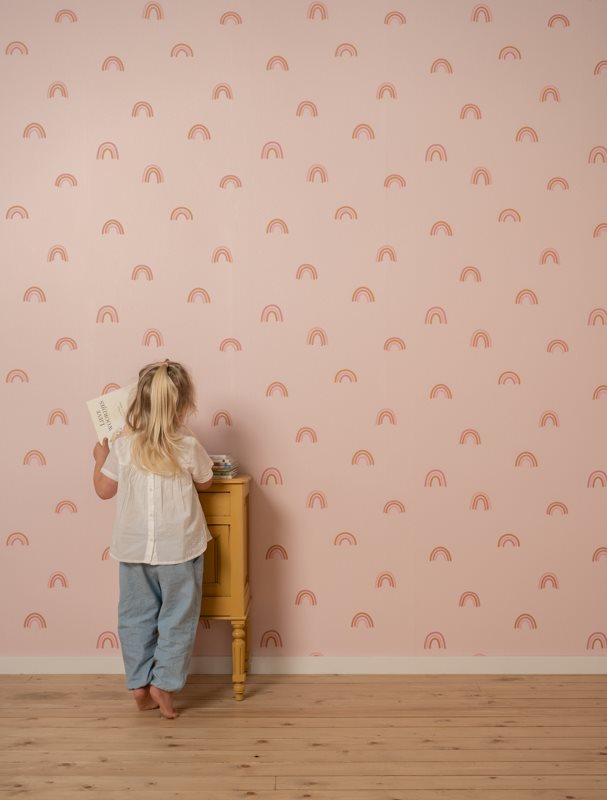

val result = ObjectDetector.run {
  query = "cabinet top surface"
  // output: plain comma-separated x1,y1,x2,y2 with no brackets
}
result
206,474,251,485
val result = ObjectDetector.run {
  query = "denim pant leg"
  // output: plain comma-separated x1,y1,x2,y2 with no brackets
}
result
118,562,161,690
152,552,204,693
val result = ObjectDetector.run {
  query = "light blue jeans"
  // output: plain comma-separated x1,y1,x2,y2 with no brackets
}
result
117,552,204,692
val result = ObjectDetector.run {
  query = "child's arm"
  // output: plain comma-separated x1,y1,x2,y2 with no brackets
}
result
93,438,118,500
190,438,215,492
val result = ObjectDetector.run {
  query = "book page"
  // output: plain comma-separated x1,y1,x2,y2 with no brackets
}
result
87,382,137,444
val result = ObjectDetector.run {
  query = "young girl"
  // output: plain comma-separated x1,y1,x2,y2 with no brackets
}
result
92,359,215,719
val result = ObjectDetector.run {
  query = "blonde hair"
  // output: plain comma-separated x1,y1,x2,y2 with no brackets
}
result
124,359,197,476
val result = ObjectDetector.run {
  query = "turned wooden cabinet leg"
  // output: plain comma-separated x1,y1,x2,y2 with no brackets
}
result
231,620,246,701
244,616,250,672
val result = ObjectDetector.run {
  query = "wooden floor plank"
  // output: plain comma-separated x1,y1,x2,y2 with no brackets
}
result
1,675,607,798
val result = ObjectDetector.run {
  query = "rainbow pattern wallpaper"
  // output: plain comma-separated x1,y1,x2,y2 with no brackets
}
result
2,0,607,662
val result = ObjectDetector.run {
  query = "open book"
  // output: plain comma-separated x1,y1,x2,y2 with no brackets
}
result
87,383,137,444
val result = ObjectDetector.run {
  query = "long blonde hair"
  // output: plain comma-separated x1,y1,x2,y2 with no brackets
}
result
124,360,197,476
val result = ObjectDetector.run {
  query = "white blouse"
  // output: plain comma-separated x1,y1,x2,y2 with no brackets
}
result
100,431,214,565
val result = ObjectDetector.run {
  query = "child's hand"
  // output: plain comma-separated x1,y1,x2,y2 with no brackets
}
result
93,437,110,464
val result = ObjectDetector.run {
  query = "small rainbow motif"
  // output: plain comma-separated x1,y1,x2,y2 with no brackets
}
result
187,288,211,303
424,470,447,487
306,491,327,510
6,369,29,383
351,612,373,628
142,165,164,183
48,571,69,589
515,127,538,143
307,3,328,21
429,220,453,236
334,368,357,383
424,632,446,649
23,287,46,303
295,590,317,606
55,9,77,23
23,123,46,140
470,5,491,23
499,46,522,61
265,545,288,560
96,305,119,323
265,382,288,398
460,266,481,281
48,81,68,98
54,173,77,188
132,101,154,117
295,101,318,117
384,174,406,188
470,492,491,511
538,573,559,590
295,427,317,443
498,371,521,385
430,58,453,74
546,501,568,516
334,532,357,546
429,547,452,562
142,328,163,347
219,174,242,189
459,429,481,445
352,286,375,303
132,264,153,280
55,337,77,351
211,410,232,426
514,614,537,630
540,85,560,102
96,631,119,649
384,11,406,25
377,82,397,100
376,572,396,588
547,14,570,28
266,55,289,71
266,218,288,233
425,306,447,324
101,547,110,561
351,449,374,466
261,141,284,159
96,142,119,160
587,633,607,651
306,327,327,346
211,247,232,263
383,500,405,514
546,177,569,191
170,207,193,221
55,500,77,514
459,592,481,607
335,43,358,58
219,11,242,25
47,408,68,426
587,471,607,489
296,263,318,279
425,144,447,162
429,384,452,399
212,83,233,100
546,339,569,354
24,612,47,629
143,2,164,20
497,533,520,548
376,409,396,425
260,468,283,486
471,330,491,348
5,41,29,55
514,451,538,468
23,450,46,466
6,532,29,546
471,167,491,185
101,56,125,72
260,304,283,322
306,164,328,182
5,205,29,219
539,411,559,427
351,124,374,141
219,338,242,352
170,43,193,58
592,548,607,562
260,631,283,648
101,219,124,235
460,104,481,120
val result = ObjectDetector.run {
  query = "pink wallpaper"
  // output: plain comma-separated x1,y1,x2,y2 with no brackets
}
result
2,1,607,661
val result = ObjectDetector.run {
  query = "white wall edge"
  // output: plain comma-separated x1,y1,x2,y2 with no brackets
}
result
0,655,606,675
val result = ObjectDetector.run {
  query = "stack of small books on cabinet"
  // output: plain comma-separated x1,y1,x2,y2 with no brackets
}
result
209,454,239,479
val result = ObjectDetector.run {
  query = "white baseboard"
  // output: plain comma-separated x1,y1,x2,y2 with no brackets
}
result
0,656,606,675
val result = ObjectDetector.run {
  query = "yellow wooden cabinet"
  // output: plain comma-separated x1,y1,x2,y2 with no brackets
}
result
198,475,251,700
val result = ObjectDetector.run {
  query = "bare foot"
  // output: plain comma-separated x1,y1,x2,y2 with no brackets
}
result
149,684,178,719
132,685,159,711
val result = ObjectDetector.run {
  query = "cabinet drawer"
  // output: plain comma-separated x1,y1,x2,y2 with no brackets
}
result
199,489,231,517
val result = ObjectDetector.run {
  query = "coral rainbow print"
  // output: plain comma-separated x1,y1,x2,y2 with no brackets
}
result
2,0,607,661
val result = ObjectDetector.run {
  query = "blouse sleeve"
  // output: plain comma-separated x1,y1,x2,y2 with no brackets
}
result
190,438,214,483
100,441,119,481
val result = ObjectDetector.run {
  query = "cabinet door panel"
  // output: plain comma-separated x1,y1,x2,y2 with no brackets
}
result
202,524,231,596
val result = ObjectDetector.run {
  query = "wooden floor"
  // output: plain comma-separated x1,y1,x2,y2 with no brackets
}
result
1,674,607,799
